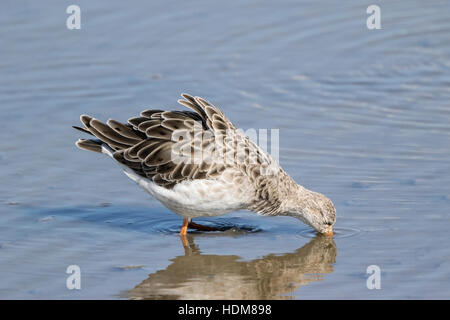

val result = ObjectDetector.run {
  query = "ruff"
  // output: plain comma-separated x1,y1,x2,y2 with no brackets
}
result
74,93,335,235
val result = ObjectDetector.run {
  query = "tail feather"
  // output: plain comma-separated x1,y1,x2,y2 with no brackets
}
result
72,125,93,135
75,139,103,153
74,114,143,154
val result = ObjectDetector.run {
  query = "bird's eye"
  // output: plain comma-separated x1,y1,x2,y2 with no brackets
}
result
325,221,333,225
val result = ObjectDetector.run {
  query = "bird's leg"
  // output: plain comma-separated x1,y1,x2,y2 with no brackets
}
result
188,220,220,231
179,218,190,236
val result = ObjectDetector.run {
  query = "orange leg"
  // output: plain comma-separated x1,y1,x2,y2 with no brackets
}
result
179,218,189,236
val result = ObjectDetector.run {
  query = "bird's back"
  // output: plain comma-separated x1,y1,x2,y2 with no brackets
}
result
74,93,285,217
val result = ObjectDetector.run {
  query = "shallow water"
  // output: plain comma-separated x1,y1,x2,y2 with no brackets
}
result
1,0,449,299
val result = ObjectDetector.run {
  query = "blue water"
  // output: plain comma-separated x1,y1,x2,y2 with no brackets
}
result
0,0,449,299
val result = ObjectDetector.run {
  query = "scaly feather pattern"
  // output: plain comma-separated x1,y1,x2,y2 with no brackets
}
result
76,94,296,216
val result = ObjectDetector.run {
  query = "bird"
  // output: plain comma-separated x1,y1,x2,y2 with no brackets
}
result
73,93,336,236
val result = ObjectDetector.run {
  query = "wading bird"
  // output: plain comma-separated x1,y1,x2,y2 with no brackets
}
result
74,94,336,236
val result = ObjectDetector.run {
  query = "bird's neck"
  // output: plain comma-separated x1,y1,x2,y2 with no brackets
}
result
277,172,309,214
248,168,309,216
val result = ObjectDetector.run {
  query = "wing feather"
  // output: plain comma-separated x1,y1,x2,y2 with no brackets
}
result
74,93,242,189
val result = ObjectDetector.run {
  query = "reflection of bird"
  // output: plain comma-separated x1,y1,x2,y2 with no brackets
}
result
74,94,335,235
125,235,337,300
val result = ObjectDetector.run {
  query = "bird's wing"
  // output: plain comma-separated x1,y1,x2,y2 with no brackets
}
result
75,93,240,189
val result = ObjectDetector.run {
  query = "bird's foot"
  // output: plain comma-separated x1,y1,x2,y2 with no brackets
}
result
179,218,220,236
188,221,220,232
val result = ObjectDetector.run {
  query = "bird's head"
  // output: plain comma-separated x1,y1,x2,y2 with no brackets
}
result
284,187,336,236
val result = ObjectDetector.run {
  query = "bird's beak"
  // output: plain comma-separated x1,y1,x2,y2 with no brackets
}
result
322,226,334,237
